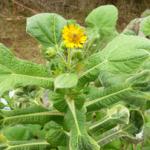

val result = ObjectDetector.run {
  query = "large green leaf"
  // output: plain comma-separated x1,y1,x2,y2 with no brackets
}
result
85,83,150,112
85,5,118,53
79,34,150,84
98,70,129,87
85,5,118,36
85,5,118,38
26,13,66,48
0,106,64,126
99,59,150,88
85,85,132,112
0,44,53,96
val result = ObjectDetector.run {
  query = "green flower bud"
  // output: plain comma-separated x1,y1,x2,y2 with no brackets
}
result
46,47,57,58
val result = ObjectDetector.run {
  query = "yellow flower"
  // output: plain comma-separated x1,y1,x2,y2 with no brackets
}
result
62,24,87,48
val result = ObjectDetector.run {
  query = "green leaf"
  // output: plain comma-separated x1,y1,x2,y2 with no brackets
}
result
100,35,150,73
96,126,126,146
85,5,118,52
49,91,68,112
0,44,53,96
89,104,130,136
85,83,150,112
3,125,31,141
65,99,100,150
49,89,85,113
54,73,78,89
95,110,144,146
85,5,118,36
79,34,150,84
85,85,133,112
46,121,69,146
140,16,150,36
26,13,66,48
0,106,64,126
98,70,129,87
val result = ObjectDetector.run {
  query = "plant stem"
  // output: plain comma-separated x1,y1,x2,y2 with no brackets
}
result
67,48,72,70
55,45,67,66
66,97,81,135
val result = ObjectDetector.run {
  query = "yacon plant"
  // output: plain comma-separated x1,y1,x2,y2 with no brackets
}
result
0,5,150,150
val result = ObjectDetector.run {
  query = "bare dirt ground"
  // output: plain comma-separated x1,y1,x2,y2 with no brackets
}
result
0,0,150,63
0,13,44,63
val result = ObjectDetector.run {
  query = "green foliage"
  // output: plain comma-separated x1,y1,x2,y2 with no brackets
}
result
46,121,69,147
0,44,53,96
85,5,118,53
0,106,64,126
54,73,78,89
140,16,150,36
26,13,67,48
85,5,118,36
0,4,150,150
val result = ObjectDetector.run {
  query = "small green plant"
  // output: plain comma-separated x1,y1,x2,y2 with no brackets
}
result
0,5,150,150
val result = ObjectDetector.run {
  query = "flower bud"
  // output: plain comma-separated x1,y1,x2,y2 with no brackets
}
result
46,47,57,58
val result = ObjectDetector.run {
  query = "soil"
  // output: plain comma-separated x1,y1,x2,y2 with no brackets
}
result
0,16,44,63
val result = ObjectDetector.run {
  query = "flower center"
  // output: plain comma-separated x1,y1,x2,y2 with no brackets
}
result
70,33,79,42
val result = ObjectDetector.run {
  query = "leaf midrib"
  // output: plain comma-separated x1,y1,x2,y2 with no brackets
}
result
97,127,124,145
79,60,107,78
3,111,64,123
0,73,53,82
7,141,50,149
85,87,132,107
0,61,52,81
